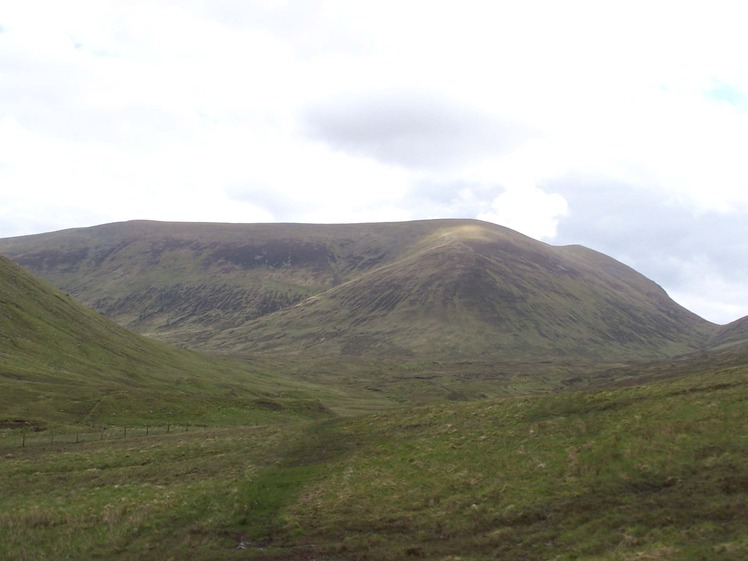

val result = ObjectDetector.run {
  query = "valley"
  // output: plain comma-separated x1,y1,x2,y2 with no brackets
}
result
2,357,746,560
1,219,747,560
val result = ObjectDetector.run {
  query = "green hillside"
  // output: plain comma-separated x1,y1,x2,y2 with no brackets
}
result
1,348,746,560
0,253,649,429
0,256,372,429
0,219,715,360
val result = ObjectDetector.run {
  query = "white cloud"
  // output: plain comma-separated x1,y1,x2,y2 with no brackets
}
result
478,183,568,241
2,0,748,321
551,175,748,324
301,90,533,170
666,252,748,326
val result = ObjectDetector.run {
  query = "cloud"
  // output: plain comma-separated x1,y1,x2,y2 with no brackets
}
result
478,183,568,241
705,82,747,109
301,91,532,170
2,0,748,323
551,175,748,324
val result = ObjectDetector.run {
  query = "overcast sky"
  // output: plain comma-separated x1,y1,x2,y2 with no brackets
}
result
2,1,748,324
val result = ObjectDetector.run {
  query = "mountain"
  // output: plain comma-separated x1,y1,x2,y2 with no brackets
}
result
0,219,715,360
0,255,341,429
711,315,748,350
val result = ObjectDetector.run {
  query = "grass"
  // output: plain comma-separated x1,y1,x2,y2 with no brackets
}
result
283,367,748,560
1,359,746,560
0,421,351,560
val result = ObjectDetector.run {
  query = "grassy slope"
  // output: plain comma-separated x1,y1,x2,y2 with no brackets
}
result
0,256,386,430
1,351,746,560
0,219,715,360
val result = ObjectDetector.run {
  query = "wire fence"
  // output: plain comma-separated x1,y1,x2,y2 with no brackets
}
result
0,423,208,449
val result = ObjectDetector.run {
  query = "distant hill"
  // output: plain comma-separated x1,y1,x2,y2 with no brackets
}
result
0,219,716,360
711,315,748,350
0,255,339,428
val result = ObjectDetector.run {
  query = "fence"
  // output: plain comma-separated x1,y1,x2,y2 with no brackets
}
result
0,423,208,449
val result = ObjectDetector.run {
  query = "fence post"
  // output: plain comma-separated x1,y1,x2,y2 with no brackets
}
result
21,432,25,448
167,423,170,434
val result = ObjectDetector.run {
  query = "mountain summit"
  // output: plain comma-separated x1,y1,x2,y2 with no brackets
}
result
0,219,713,360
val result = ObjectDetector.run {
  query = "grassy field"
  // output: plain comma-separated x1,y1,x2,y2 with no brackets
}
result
2,358,746,560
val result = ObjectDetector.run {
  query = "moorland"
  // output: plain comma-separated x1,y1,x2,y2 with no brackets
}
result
1,219,746,560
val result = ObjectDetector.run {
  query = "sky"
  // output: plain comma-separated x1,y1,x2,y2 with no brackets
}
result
1,0,748,324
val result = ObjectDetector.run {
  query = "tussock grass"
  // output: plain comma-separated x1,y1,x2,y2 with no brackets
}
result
2,363,746,560
279,367,748,560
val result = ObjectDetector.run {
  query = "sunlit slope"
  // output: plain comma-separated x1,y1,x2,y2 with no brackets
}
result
0,219,715,359
0,256,345,428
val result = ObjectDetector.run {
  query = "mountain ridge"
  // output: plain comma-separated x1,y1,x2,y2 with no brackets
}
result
0,218,716,360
